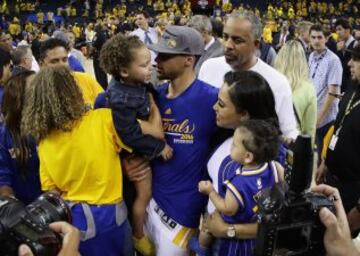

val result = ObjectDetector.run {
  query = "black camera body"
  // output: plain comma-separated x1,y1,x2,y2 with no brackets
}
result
254,135,335,256
0,193,72,256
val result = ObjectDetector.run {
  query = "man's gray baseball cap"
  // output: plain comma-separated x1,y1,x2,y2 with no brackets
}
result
149,25,204,56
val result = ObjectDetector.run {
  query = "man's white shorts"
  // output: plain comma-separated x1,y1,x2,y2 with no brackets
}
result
145,199,197,256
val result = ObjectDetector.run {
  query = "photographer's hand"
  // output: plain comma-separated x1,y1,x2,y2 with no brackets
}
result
18,245,33,256
312,185,359,256
18,222,80,256
49,222,80,256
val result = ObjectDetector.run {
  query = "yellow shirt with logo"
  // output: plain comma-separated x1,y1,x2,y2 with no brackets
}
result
39,109,132,205
72,72,103,107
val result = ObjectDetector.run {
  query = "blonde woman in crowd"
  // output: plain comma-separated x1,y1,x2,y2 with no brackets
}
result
154,17,168,40
85,23,96,43
275,40,317,140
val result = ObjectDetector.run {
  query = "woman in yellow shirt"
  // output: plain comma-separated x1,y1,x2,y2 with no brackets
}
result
21,66,133,256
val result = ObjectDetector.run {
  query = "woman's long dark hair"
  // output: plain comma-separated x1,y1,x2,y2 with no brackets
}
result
224,70,279,131
2,70,35,170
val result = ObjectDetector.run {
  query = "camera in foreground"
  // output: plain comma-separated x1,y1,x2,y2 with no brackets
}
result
0,192,72,256
254,135,335,256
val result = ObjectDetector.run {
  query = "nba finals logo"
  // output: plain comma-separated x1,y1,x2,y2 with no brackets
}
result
163,118,195,144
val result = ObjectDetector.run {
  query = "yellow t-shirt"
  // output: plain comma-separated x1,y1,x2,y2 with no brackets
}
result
37,12,44,24
301,7,308,17
119,9,126,18
263,26,273,44
70,7,77,16
39,109,132,205
72,26,81,38
25,23,33,32
9,23,21,36
112,7,118,16
158,2,165,11
288,8,295,19
20,3,26,11
72,72,104,107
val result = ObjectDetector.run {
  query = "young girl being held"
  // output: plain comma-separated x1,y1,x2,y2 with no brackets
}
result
197,119,284,256
99,34,173,255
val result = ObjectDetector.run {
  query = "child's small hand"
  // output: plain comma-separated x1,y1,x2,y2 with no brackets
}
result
198,180,214,195
161,144,173,160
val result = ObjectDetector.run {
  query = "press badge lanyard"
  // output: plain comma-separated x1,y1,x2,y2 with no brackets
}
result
311,49,327,79
311,49,329,98
329,92,360,150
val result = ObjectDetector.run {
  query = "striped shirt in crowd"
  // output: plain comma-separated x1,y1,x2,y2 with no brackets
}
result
309,48,343,128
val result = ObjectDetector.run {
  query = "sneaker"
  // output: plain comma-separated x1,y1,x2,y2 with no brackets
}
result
188,236,211,256
133,236,155,256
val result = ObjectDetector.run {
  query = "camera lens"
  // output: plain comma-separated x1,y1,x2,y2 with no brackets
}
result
26,192,72,225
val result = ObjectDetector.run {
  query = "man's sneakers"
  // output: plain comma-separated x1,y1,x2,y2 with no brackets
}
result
133,236,155,256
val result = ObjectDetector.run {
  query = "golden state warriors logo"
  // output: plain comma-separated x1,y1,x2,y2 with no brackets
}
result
167,38,177,48
163,118,195,144
164,108,172,115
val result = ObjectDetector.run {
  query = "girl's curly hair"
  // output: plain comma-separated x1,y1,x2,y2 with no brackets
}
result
99,33,145,79
21,66,89,142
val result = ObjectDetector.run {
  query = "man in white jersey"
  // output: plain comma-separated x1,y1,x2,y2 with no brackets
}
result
199,10,298,139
